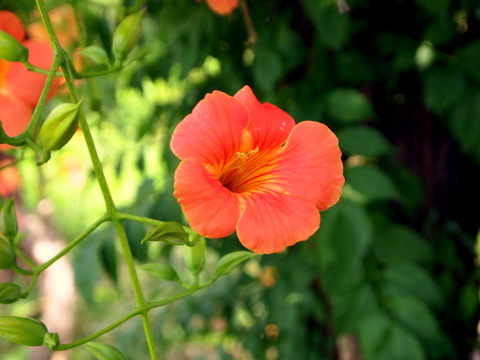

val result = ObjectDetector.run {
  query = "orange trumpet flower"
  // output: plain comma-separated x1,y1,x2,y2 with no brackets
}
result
204,0,239,16
171,86,344,254
0,10,59,149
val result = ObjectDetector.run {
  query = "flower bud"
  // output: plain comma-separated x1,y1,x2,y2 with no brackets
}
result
2,198,18,242
39,100,82,152
112,10,144,62
185,237,206,275
141,222,189,245
0,283,24,304
0,30,28,62
0,316,48,347
43,332,60,350
0,237,16,269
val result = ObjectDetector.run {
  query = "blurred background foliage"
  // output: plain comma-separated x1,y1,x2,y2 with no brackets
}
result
1,0,480,359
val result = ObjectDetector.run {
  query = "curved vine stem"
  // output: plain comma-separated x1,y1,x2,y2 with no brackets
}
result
34,2,158,358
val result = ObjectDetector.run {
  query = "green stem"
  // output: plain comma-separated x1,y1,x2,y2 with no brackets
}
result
21,61,64,77
35,215,109,273
14,248,36,268
11,264,33,276
34,3,158,357
55,286,199,351
54,309,142,350
117,212,165,227
22,215,109,297
24,54,63,138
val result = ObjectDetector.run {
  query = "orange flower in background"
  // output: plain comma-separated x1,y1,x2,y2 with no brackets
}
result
27,4,79,50
0,157,20,197
171,86,344,254
0,10,60,149
204,0,239,16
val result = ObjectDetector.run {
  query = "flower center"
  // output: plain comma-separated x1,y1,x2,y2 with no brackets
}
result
217,147,279,194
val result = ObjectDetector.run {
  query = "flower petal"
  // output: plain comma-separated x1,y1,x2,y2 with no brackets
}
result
170,90,248,166
0,158,20,197
234,86,295,150
174,158,240,238
0,11,25,42
273,121,344,210
5,40,60,107
205,0,239,15
0,95,32,150
236,191,320,254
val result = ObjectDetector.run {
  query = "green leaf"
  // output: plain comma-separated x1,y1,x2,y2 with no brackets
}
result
373,224,434,265
253,46,283,93
98,234,118,285
332,283,379,334
424,67,466,114
138,262,180,282
72,240,102,305
338,126,391,157
358,314,426,360
326,88,373,123
84,342,126,360
411,0,450,21
301,0,349,49
357,312,391,359
390,296,440,342
314,200,372,295
449,86,480,164
382,263,443,308
215,251,257,277
141,221,189,245
458,40,480,73
345,164,401,201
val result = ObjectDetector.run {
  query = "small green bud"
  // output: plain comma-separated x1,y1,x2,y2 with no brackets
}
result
43,332,60,350
112,10,144,62
215,251,257,278
84,341,126,360
39,100,82,152
0,237,16,269
141,222,189,245
139,262,180,282
0,316,48,347
0,30,28,62
185,237,206,275
0,283,24,304
2,198,18,242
